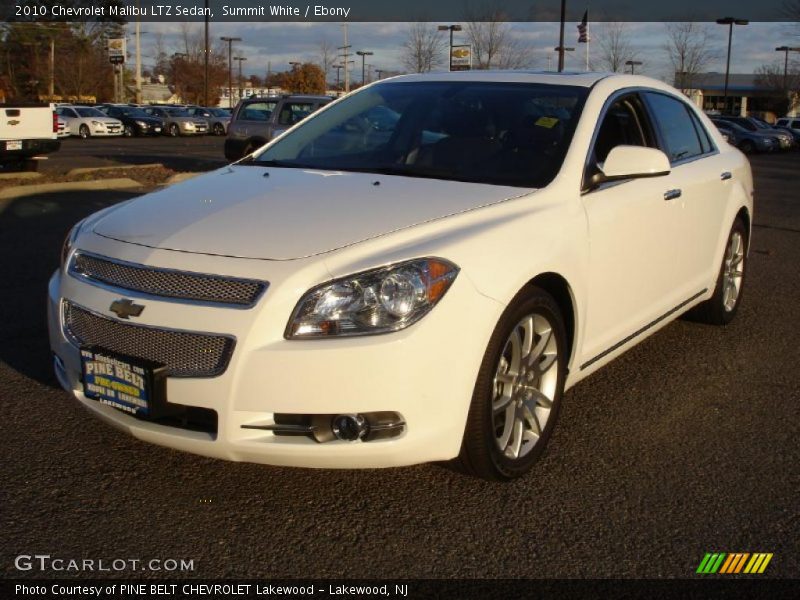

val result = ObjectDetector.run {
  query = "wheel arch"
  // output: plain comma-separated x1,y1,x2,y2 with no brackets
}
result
736,206,751,250
525,272,577,373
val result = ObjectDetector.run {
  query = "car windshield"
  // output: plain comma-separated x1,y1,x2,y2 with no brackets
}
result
166,108,191,117
252,82,588,188
120,108,150,118
75,107,106,118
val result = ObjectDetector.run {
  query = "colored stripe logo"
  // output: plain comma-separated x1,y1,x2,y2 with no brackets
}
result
696,552,773,574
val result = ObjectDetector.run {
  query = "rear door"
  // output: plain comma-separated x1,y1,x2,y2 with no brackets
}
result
641,91,727,295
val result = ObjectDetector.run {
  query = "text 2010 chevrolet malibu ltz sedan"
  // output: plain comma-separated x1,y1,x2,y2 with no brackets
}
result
48,72,753,480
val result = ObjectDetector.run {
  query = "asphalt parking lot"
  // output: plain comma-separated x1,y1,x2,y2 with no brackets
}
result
0,146,798,580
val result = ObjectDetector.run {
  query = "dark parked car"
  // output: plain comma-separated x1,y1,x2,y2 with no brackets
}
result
715,115,793,151
100,105,164,137
224,94,333,160
141,106,208,136
710,118,777,154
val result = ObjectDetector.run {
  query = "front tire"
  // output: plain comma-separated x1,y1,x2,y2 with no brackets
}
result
169,123,180,137
458,287,567,481
79,124,90,139
123,124,134,137
738,140,754,154
690,218,747,325
213,122,225,136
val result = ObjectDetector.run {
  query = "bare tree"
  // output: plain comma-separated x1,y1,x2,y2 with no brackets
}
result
755,62,800,115
664,22,715,94
465,7,534,69
318,39,335,83
596,22,634,73
401,22,447,73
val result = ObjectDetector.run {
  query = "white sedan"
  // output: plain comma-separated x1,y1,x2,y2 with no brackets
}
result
48,72,752,480
55,105,123,138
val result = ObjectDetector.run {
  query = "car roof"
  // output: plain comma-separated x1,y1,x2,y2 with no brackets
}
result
380,70,613,87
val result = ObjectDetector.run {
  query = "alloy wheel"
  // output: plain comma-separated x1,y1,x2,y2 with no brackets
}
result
723,230,745,312
492,313,559,460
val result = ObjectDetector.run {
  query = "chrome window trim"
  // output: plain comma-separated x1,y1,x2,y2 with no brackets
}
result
68,250,268,310
61,299,237,379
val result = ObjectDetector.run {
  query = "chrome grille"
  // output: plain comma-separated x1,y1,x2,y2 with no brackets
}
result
63,302,234,378
70,252,266,307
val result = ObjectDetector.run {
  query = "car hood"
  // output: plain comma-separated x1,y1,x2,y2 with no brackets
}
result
92,165,532,260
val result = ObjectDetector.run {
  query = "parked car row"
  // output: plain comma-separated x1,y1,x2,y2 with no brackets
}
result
53,103,232,139
710,114,800,154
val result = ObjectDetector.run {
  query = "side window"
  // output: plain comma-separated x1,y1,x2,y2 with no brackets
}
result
240,102,277,122
643,92,704,163
592,94,652,164
278,103,315,126
793,120,800,129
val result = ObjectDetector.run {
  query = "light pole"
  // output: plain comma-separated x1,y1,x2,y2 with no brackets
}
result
437,25,462,71
333,64,343,90
356,50,373,85
625,60,643,74
716,17,748,113
220,36,242,108
234,56,247,101
204,0,209,106
775,46,800,92
554,46,574,70
172,52,188,103
557,0,566,72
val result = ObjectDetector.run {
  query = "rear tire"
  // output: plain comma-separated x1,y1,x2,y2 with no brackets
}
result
688,218,747,325
458,286,567,481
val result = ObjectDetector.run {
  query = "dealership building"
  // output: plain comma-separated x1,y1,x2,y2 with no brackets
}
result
680,72,799,120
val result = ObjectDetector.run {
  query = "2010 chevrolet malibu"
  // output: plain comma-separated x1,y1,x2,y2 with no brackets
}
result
48,72,753,480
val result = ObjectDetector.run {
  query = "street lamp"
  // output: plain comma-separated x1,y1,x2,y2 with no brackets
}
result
775,46,800,92
220,36,242,108
437,25,462,71
356,50,373,85
625,60,643,74
716,17,748,113
172,52,188,103
234,56,247,101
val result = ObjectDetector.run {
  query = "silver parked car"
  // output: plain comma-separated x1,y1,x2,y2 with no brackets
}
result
185,106,231,135
141,106,208,136
55,106,123,139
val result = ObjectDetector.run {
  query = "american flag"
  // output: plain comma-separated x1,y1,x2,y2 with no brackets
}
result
577,10,589,43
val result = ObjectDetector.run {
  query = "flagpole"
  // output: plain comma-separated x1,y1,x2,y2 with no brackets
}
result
586,38,589,71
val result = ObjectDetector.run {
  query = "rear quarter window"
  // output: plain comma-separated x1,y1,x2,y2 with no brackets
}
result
238,102,277,122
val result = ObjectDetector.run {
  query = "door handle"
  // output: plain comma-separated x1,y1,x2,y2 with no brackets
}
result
720,171,732,181
663,189,682,201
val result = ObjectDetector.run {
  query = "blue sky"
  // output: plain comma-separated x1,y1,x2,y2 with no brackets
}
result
139,21,800,83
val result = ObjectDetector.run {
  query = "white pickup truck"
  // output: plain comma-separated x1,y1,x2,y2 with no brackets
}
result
0,103,60,169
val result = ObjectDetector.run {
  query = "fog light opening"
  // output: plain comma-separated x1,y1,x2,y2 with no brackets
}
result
331,414,369,441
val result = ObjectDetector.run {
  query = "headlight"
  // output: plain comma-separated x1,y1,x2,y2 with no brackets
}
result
60,220,84,269
91,120,102,126
286,258,459,339
135,120,147,127
184,122,195,129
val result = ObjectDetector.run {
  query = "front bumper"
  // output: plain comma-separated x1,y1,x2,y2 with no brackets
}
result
47,240,500,469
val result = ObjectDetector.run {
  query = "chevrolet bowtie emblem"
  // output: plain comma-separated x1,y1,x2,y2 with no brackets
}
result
109,299,145,319
7,119,20,126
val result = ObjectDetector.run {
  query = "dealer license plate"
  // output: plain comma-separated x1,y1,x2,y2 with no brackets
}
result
80,347,166,418
6,140,22,150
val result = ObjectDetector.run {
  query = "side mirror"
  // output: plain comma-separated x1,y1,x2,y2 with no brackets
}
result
589,145,671,189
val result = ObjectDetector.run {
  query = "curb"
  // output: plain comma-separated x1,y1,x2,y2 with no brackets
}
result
0,171,42,181
164,172,201,185
66,163,164,176
0,178,143,200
